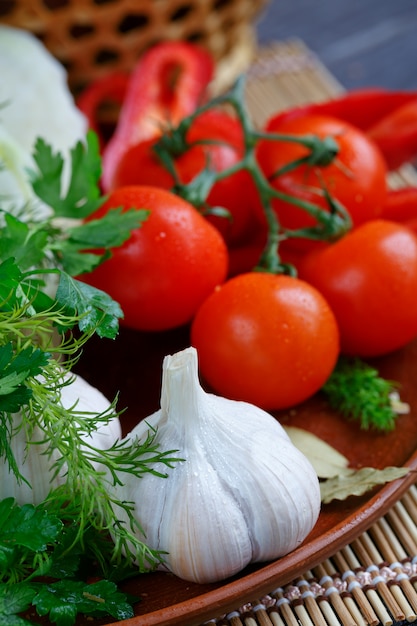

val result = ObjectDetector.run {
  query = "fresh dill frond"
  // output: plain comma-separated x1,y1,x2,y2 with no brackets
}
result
322,357,403,431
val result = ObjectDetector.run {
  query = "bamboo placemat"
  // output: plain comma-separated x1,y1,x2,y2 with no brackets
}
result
197,40,417,626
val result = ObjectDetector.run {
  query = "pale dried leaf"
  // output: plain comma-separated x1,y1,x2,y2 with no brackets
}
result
284,426,349,478
389,391,410,415
320,466,410,503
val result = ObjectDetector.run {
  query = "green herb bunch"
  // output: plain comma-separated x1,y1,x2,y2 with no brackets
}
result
0,132,181,625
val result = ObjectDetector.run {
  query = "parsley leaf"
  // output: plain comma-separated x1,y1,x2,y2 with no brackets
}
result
55,274,123,339
56,207,149,276
0,582,36,625
33,580,134,625
0,258,122,339
68,206,149,248
0,213,48,271
0,499,62,583
0,498,62,555
0,342,50,480
0,257,24,297
0,343,50,413
29,131,103,219
0,258,53,316
1,130,150,339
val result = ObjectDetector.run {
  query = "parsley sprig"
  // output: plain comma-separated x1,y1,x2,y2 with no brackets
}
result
1,131,148,339
0,498,137,625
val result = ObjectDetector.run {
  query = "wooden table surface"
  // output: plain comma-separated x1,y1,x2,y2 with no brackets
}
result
256,0,417,90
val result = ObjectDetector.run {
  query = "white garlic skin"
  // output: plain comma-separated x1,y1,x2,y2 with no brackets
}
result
1,372,121,505
112,346,321,584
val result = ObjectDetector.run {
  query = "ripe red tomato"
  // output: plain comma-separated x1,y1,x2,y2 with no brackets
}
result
109,109,258,246
298,219,417,357
80,186,228,331
256,114,388,252
191,272,340,410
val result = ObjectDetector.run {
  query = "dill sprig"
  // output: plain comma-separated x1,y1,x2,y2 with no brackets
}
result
322,357,402,431
31,361,181,568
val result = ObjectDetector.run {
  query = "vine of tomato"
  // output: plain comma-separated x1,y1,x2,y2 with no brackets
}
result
107,109,258,246
256,113,388,252
298,219,417,357
190,272,340,410
80,186,228,332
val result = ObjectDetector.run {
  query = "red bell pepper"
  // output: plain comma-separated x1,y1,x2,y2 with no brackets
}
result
381,186,417,232
101,41,214,192
76,72,130,150
267,88,417,170
368,99,417,170
268,88,417,130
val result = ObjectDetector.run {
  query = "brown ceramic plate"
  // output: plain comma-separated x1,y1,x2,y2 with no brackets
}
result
74,326,417,626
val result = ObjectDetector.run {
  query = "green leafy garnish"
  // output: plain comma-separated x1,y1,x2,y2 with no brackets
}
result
0,499,138,625
3,126,148,285
0,132,180,625
322,357,403,431
0,130,148,339
0,582,36,626
33,579,134,626
0,342,50,413
29,132,104,219
0,498,62,573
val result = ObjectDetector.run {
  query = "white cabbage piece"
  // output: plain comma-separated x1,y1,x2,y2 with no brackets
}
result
0,25,87,158
0,25,88,211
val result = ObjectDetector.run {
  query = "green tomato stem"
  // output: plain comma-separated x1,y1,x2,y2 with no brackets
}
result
152,75,352,274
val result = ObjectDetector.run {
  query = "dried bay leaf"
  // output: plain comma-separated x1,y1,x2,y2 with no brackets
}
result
320,466,410,503
284,425,350,478
284,425,411,502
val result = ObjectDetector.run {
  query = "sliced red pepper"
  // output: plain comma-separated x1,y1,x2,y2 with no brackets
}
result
268,88,417,131
266,88,417,170
101,41,214,192
76,72,130,150
367,99,417,170
381,187,417,222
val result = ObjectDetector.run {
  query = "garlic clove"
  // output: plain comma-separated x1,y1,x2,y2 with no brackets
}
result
110,346,321,584
3,419,60,505
183,395,320,562
123,450,253,583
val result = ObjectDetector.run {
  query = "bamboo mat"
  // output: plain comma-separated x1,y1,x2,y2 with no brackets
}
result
197,40,417,626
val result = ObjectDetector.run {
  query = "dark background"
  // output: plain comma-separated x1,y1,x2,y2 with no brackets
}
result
255,0,417,90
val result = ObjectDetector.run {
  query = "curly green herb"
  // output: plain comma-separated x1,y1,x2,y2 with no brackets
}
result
322,357,405,431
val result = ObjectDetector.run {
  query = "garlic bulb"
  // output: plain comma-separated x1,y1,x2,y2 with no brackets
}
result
1,372,121,505
111,346,320,584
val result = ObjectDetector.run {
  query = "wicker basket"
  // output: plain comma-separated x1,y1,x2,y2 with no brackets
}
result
0,0,269,93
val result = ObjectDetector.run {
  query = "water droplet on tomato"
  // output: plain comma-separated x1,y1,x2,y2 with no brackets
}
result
155,231,167,242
